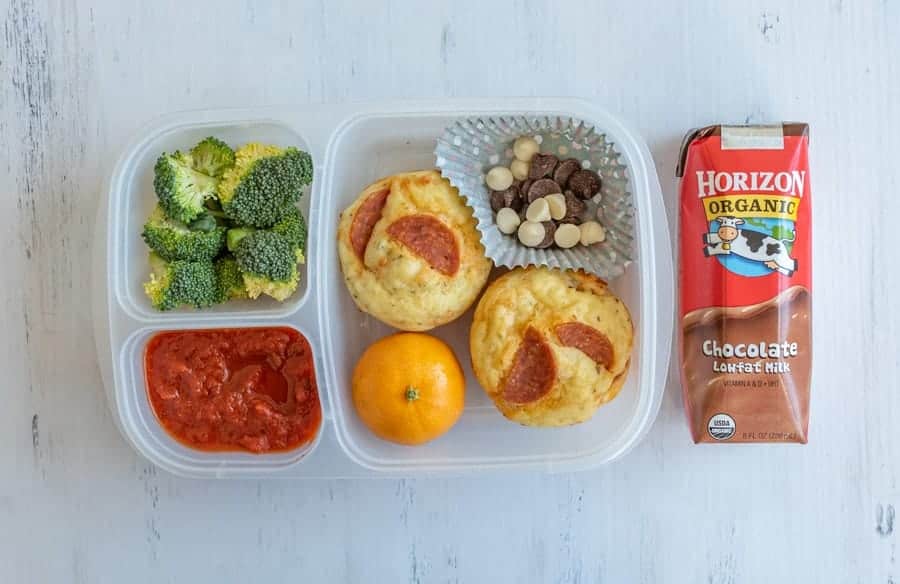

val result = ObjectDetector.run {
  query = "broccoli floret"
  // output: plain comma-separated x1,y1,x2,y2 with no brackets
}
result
235,230,295,282
242,266,300,301
190,137,235,178
215,256,248,300
141,205,225,262
271,205,307,257
218,143,313,228
187,211,221,232
143,252,221,311
234,230,302,301
153,151,218,223
226,227,256,252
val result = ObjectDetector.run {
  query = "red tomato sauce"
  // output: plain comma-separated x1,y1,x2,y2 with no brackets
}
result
144,327,321,454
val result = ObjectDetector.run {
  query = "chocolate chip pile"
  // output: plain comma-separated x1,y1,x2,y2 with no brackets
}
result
485,137,606,249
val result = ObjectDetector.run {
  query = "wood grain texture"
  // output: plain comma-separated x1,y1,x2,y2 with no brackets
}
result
1,0,897,582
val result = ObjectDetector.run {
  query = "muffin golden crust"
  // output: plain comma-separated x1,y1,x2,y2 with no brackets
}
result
469,267,634,426
338,170,492,331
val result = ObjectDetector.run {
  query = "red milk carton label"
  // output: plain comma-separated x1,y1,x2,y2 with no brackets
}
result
677,123,812,443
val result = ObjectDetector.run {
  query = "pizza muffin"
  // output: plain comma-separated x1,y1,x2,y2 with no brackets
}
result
338,170,492,331
470,267,633,426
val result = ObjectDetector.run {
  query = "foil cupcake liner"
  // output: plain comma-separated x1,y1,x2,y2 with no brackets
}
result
435,115,633,280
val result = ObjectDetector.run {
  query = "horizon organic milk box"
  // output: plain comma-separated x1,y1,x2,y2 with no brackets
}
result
677,123,812,443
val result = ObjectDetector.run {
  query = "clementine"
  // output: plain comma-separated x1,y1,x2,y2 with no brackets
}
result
351,333,465,446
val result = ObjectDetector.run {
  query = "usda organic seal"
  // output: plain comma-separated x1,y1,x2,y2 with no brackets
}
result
707,413,736,440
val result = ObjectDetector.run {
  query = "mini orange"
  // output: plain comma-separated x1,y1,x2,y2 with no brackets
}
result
351,333,465,446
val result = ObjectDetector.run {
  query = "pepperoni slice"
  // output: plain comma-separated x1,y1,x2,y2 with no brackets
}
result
502,327,556,404
386,214,460,276
555,322,614,369
349,187,390,260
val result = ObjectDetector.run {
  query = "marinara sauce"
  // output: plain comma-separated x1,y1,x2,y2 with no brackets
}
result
144,327,321,453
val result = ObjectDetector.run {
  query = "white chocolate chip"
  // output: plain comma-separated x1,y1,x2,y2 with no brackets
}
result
513,136,540,161
485,166,514,191
554,223,581,249
510,158,530,180
517,221,546,248
579,220,606,245
495,207,521,235
545,193,567,220
525,198,551,222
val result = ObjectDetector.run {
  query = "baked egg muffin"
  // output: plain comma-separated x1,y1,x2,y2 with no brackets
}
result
469,267,634,426
338,170,492,331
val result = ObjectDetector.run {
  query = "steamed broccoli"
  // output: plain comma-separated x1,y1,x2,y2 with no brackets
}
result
224,206,305,254
226,226,256,252
153,151,218,223
190,137,235,177
271,205,307,256
143,252,221,311
215,256,248,300
233,230,302,301
242,260,302,301
187,212,219,232
141,205,226,262
218,143,313,228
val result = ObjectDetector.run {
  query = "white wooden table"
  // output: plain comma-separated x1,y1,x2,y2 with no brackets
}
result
2,0,897,581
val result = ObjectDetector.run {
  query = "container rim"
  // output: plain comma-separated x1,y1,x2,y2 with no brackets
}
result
95,99,673,478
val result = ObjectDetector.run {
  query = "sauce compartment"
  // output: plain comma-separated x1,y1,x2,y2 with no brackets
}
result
118,325,323,477
144,327,321,454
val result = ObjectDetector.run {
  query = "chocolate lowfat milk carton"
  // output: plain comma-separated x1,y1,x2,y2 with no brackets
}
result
677,124,812,443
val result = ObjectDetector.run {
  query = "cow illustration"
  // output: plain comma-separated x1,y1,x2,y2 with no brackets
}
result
703,215,797,276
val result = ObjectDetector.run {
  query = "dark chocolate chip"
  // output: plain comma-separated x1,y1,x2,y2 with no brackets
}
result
507,190,524,212
528,153,559,179
553,159,582,189
560,190,586,224
537,221,556,248
517,179,534,205
526,178,563,202
567,169,602,199
490,187,522,213
490,190,506,212
519,178,533,194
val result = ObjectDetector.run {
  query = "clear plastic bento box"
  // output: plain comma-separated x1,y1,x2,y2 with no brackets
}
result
92,98,673,478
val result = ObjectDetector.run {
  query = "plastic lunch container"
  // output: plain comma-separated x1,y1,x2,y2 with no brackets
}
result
92,98,673,478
